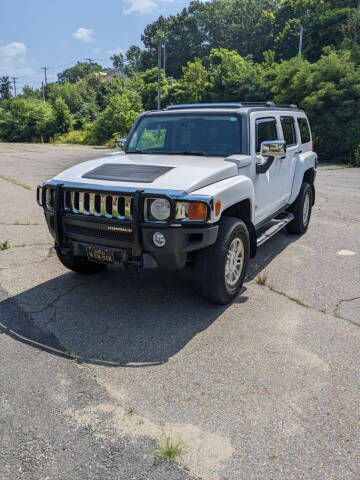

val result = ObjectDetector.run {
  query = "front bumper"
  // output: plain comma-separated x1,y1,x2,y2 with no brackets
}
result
41,183,218,270
45,211,218,270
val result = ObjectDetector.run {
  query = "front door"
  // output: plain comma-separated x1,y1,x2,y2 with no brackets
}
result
251,115,286,225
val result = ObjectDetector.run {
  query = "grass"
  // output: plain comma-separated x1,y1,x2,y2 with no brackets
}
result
0,240,10,251
255,271,311,309
153,435,185,462
15,220,30,225
125,405,135,416
62,348,81,363
255,271,268,286
0,175,32,191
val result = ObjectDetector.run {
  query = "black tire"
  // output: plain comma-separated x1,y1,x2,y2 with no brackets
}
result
56,251,107,274
286,181,313,234
194,217,250,304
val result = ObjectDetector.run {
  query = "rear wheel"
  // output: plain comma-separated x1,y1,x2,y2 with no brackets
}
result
56,251,107,274
194,217,250,304
286,181,313,234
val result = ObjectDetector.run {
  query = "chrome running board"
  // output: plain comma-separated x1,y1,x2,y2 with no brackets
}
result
257,213,294,247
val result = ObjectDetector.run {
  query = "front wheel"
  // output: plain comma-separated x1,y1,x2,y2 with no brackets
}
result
194,217,250,304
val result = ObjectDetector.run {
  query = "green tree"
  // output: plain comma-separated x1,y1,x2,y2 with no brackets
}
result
91,92,142,143
0,98,55,142
208,48,266,102
264,49,360,161
57,62,102,83
53,97,72,134
181,58,209,102
0,76,12,100
111,53,125,70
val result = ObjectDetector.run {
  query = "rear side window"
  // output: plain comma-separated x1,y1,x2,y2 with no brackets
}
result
256,117,278,153
281,116,296,146
297,118,311,144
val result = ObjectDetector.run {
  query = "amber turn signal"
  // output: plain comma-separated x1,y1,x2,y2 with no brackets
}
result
188,202,207,221
215,200,221,216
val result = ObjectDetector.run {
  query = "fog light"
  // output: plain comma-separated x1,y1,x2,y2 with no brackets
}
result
153,232,166,248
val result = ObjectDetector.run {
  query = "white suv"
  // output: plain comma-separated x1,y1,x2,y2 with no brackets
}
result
37,102,317,304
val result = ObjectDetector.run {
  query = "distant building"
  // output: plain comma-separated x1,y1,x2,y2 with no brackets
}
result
97,68,126,81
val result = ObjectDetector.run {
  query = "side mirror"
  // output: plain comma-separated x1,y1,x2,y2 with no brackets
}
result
260,140,286,158
116,138,127,149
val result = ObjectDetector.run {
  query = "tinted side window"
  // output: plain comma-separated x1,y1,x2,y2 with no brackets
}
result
281,116,296,146
297,118,311,144
256,118,278,153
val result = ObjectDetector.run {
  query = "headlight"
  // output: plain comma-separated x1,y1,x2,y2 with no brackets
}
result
146,198,171,221
175,201,207,221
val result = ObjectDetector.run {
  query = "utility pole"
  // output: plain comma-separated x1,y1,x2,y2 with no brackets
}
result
298,25,304,55
42,67,48,86
11,77,18,97
163,43,166,77
85,58,95,73
157,38,161,110
42,67,48,100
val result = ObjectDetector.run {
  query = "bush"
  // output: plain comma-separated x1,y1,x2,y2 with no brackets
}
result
91,92,142,144
0,98,56,142
353,145,360,167
55,130,89,144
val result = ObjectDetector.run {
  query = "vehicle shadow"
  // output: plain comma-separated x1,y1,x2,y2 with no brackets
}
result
0,230,298,368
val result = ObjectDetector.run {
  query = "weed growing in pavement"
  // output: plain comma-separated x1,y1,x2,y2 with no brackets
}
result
0,175,32,191
255,271,268,286
125,405,135,416
0,240,10,251
153,435,185,462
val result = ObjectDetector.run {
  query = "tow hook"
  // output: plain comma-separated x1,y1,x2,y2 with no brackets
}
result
124,255,143,272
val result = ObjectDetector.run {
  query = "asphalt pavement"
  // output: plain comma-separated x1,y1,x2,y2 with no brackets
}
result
0,143,359,480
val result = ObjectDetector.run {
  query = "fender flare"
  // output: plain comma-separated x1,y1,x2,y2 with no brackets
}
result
289,153,317,205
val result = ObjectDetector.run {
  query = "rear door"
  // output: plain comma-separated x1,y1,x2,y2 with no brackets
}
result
280,115,299,202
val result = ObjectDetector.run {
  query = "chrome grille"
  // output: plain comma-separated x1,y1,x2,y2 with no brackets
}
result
41,187,133,220
64,190,133,220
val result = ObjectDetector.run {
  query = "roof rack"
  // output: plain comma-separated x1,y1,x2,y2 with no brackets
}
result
276,104,298,109
166,103,243,110
165,102,298,110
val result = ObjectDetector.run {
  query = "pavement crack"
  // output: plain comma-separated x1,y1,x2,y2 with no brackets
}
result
333,296,360,327
256,282,360,328
28,282,86,319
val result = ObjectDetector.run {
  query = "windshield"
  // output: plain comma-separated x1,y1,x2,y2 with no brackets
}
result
126,114,242,157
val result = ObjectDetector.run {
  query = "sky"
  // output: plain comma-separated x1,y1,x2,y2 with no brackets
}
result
0,0,198,93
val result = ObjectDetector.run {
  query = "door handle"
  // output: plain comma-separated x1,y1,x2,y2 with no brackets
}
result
295,149,302,155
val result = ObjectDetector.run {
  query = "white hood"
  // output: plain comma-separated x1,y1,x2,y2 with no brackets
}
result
53,152,239,194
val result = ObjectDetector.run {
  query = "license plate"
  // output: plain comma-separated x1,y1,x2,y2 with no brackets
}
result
86,246,115,264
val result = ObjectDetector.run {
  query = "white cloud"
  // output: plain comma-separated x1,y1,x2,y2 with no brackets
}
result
0,42,40,92
0,41,27,59
72,27,95,43
106,46,125,56
123,0,174,15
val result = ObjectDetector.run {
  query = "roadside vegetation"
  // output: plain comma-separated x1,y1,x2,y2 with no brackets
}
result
153,435,186,462
0,0,360,163
0,240,10,251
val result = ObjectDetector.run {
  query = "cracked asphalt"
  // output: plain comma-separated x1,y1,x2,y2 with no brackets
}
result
0,143,359,480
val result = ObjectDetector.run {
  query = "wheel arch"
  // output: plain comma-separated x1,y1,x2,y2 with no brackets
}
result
289,153,317,206
222,199,257,258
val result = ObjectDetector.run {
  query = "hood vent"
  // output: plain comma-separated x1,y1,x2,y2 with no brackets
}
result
82,163,173,183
